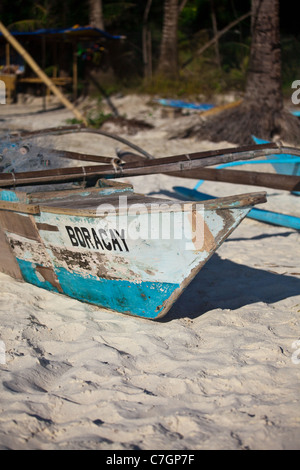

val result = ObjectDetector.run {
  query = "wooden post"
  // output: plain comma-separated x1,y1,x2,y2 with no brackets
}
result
42,35,46,111
0,21,87,125
5,43,11,103
5,43,10,66
73,43,78,101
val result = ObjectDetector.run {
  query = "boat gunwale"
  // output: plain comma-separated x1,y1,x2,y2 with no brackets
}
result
0,189,267,217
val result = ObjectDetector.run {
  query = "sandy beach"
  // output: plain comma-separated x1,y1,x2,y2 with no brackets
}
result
0,94,299,450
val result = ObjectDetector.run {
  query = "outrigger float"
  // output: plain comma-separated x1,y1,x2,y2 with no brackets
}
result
0,129,299,319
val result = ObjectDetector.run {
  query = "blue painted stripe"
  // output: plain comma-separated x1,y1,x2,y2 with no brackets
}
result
247,207,300,229
0,190,22,202
15,258,179,319
16,258,60,293
156,99,214,111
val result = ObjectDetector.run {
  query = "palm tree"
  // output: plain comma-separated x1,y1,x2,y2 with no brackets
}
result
89,0,104,30
157,0,179,79
190,0,300,145
243,0,283,137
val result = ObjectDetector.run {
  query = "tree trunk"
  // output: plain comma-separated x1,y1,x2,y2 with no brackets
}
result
210,0,221,69
245,0,282,110
89,0,104,30
157,0,179,79
187,0,300,145
143,0,153,81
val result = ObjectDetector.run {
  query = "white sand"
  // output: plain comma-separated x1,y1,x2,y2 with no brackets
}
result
0,95,299,450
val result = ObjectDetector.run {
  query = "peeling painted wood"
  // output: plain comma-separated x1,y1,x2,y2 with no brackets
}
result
0,219,23,279
0,180,267,319
0,211,41,241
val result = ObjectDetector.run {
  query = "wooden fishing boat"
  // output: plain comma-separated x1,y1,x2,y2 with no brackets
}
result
2,137,285,319
0,179,266,319
3,134,300,318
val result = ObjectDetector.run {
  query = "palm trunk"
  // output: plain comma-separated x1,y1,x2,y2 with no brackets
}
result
89,0,104,30
157,0,179,79
245,0,282,113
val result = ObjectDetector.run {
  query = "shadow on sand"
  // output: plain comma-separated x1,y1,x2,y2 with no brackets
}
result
164,253,300,322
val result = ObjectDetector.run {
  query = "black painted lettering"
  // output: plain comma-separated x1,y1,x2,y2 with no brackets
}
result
115,229,129,252
81,227,94,249
98,229,112,251
91,228,104,250
74,227,86,247
66,226,78,246
110,229,123,251
66,225,128,252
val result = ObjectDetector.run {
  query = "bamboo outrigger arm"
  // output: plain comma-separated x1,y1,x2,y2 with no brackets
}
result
0,22,88,126
1,143,300,188
169,167,300,192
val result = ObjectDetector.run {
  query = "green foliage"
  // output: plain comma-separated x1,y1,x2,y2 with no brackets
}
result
7,19,44,31
65,118,84,125
0,0,298,99
102,2,136,27
66,109,112,128
87,109,113,128
281,36,300,97
178,1,199,33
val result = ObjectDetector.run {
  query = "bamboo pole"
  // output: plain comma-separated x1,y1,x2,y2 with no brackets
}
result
0,21,88,125
169,167,300,192
27,146,146,164
1,143,299,188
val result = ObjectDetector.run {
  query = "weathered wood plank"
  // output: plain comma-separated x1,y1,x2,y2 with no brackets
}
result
0,201,40,214
169,167,300,192
38,191,266,216
0,211,41,240
0,218,23,279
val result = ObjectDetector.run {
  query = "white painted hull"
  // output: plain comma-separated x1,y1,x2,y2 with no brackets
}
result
0,182,266,319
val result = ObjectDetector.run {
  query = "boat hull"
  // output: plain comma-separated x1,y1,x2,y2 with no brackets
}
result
0,186,265,319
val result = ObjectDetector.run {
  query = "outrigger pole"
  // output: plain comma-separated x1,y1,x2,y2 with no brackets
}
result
1,143,300,189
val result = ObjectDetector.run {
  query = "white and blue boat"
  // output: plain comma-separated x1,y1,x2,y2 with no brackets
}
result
3,133,300,318
0,177,266,319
